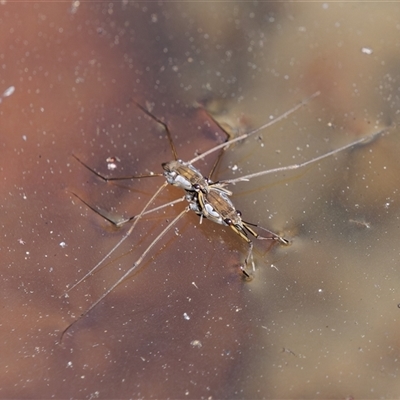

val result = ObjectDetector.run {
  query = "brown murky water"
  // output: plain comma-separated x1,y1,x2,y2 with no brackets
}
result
1,2,400,398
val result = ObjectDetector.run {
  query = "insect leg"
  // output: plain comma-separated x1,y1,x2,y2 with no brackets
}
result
133,101,179,160
225,218,288,278
189,91,321,165
60,206,189,342
72,154,163,181
63,181,169,295
241,241,255,280
224,127,389,185
70,191,186,228
242,219,289,245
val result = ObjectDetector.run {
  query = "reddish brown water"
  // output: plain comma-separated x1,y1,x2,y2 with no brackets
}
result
1,2,400,398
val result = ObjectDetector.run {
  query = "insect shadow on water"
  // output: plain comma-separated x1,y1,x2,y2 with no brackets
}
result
60,91,387,341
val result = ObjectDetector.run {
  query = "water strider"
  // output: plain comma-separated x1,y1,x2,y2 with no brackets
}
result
60,91,387,341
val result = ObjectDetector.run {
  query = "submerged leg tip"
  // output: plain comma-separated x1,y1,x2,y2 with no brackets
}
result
240,266,254,282
278,237,290,245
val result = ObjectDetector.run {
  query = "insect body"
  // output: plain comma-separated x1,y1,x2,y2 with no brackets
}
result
162,159,211,193
61,91,387,340
185,181,288,277
162,143,290,275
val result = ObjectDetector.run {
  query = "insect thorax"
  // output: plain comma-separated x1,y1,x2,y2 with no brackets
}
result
162,159,210,192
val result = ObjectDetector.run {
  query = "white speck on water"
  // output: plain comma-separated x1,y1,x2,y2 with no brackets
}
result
190,340,202,348
3,86,15,97
0,85,15,104
361,47,373,55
